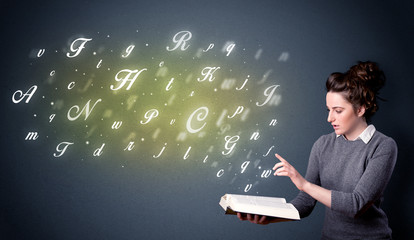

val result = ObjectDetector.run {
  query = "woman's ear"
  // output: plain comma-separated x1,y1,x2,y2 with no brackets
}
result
357,105,366,118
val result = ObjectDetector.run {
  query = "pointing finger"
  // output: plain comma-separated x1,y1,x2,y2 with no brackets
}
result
275,153,287,163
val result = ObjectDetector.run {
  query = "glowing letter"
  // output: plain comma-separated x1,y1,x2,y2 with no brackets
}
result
227,106,244,119
25,132,39,140
222,42,236,56
166,31,192,51
12,85,37,103
197,67,220,82
66,38,92,58
203,43,214,52
186,106,208,133
236,77,249,90
222,135,240,156
37,49,45,57
93,143,105,156
153,143,167,158
140,109,159,124
250,131,260,140
256,85,280,107
67,99,102,121
122,44,135,58
263,145,274,157
244,184,252,192
217,169,224,177
49,114,56,123
183,146,191,160
96,59,102,68
241,161,250,173
226,43,235,56
124,141,135,151
261,170,272,178
112,121,123,129
269,119,278,126
111,68,147,91
68,81,76,90
53,142,74,157
166,78,174,91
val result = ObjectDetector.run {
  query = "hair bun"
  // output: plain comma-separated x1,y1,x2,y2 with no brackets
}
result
348,61,385,93
326,60,387,121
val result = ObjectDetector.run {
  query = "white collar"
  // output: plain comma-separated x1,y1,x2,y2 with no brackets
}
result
336,124,376,144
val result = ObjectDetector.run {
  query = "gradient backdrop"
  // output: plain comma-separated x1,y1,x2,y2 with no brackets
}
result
1,0,413,239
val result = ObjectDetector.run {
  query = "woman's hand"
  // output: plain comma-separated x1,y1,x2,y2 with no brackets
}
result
273,153,332,208
273,153,308,191
236,212,287,225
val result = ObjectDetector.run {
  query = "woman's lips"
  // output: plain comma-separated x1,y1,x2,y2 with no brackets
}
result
332,124,339,130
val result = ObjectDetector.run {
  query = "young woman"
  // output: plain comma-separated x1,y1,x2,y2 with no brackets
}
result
237,61,398,239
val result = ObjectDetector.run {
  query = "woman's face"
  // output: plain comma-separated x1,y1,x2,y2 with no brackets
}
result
326,91,366,139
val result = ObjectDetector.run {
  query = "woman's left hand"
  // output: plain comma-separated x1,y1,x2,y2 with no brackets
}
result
237,212,271,225
273,154,308,191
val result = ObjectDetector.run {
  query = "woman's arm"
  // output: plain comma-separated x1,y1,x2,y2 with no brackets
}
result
236,144,322,225
273,154,332,208
330,138,397,217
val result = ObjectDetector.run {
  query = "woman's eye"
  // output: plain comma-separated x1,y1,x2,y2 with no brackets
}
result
336,110,342,114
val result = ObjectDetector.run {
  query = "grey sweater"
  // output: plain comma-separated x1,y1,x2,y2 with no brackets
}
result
290,130,397,239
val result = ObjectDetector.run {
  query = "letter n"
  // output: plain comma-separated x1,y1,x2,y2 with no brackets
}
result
250,131,260,140
269,119,278,126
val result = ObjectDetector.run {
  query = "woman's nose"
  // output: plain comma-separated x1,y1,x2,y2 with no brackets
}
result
327,111,334,122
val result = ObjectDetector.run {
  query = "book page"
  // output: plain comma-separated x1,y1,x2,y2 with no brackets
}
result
220,194,300,220
227,194,286,204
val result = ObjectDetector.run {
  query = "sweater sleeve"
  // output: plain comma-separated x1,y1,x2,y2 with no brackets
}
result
290,137,322,218
331,137,398,218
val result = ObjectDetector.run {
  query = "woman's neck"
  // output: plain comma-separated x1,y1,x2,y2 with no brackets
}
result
344,120,368,141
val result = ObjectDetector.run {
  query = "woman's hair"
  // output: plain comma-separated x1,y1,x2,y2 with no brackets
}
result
326,61,386,121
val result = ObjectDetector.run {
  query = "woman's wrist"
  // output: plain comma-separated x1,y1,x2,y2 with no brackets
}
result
301,179,311,192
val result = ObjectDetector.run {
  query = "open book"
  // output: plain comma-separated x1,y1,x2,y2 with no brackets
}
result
219,194,300,221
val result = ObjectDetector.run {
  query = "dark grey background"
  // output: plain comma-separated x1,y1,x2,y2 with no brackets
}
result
1,0,413,239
